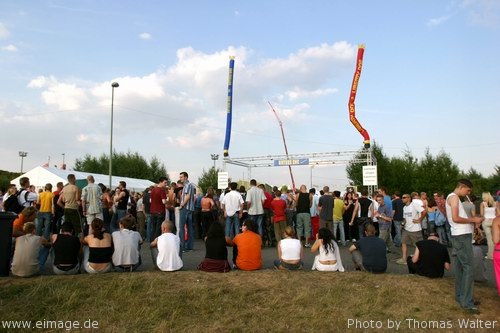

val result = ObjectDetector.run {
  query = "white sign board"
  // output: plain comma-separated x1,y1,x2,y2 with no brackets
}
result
362,166,378,186
217,172,229,190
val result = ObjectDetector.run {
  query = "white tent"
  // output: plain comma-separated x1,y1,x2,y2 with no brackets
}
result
11,166,155,192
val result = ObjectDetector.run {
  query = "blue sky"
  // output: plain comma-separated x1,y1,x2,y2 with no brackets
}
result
1,0,499,189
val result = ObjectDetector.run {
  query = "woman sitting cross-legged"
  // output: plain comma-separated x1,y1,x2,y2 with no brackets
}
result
198,222,233,273
311,227,345,272
274,226,303,270
82,218,113,274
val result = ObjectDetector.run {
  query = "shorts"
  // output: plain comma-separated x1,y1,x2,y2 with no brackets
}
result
402,230,423,246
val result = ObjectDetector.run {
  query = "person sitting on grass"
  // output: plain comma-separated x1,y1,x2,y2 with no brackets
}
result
349,223,387,273
12,207,37,238
11,222,51,277
82,218,113,274
407,232,450,278
232,219,262,271
112,216,143,272
51,222,82,275
311,227,345,272
151,220,183,272
198,222,232,273
274,226,303,270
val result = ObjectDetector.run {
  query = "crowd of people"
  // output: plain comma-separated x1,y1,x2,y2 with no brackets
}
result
3,174,500,313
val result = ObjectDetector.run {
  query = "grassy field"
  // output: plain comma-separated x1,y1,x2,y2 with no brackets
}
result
0,270,498,333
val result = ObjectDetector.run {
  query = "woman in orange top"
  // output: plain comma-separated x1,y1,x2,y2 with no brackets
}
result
13,207,37,237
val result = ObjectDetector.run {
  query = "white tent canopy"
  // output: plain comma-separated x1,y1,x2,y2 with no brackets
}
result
11,166,155,192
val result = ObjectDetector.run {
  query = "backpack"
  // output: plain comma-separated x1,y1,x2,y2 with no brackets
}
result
3,190,29,214
435,209,447,227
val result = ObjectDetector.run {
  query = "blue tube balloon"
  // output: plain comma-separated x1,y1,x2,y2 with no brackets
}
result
223,56,235,157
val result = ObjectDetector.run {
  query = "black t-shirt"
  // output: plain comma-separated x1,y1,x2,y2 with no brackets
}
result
415,240,450,278
392,198,404,221
53,234,81,265
117,189,130,210
356,236,387,273
143,191,151,214
358,197,372,217
296,193,310,214
205,237,228,260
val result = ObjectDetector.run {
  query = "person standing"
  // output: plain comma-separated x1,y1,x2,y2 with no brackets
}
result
492,215,500,296
295,185,312,247
270,190,287,243
110,181,130,233
37,183,54,240
221,182,244,239
178,172,196,252
57,174,82,236
396,194,426,265
332,191,346,246
81,175,103,236
245,179,266,238
480,192,499,260
150,177,168,241
446,179,484,313
392,192,404,247
318,186,334,235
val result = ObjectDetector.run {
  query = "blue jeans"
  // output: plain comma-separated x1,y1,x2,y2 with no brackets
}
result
179,208,194,251
38,246,50,271
225,214,240,239
145,213,152,242
393,220,403,246
248,214,264,237
451,233,475,309
333,218,345,245
150,213,165,242
37,212,52,240
110,209,127,233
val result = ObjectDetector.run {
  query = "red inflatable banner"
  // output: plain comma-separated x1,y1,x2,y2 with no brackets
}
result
348,44,370,148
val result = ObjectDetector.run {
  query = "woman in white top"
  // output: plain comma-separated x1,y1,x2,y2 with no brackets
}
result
274,226,303,270
311,227,345,272
480,192,499,260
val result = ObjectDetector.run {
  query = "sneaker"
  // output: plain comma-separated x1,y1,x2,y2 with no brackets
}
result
464,307,480,315
304,243,311,248
395,258,407,265
351,238,356,242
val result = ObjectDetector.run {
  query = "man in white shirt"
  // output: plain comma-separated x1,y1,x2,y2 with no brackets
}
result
245,179,266,238
112,216,143,271
221,182,244,239
446,179,484,313
150,220,183,271
81,175,103,235
396,194,426,265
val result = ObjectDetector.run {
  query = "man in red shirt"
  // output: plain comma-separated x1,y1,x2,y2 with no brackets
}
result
271,190,287,243
150,177,168,241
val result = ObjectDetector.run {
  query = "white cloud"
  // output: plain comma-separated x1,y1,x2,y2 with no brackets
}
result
139,32,152,40
28,76,88,110
0,22,10,39
285,87,338,101
2,44,17,52
427,15,452,27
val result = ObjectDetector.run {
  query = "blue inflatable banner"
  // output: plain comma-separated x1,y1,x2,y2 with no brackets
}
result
223,56,235,157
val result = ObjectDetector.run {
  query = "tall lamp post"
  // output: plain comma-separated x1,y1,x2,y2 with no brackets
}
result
109,82,119,189
19,151,28,173
211,154,219,169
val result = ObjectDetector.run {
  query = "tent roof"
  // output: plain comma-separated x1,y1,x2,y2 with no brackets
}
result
11,166,155,192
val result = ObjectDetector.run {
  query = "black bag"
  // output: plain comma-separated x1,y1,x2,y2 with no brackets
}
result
3,190,28,214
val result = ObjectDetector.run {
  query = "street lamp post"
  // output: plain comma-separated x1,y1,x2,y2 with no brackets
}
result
310,164,315,189
19,151,28,173
211,154,219,169
109,82,119,189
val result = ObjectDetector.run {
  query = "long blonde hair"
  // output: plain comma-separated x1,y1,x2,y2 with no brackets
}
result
482,192,495,207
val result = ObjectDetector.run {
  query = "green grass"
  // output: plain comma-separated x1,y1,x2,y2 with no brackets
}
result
0,271,498,333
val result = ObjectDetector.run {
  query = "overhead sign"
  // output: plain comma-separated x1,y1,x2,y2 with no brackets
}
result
362,165,378,186
274,158,309,167
217,172,229,190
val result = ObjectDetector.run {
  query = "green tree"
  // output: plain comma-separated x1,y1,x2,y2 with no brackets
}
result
75,150,169,183
486,165,500,195
346,141,389,189
414,149,460,195
197,167,219,194
0,170,21,192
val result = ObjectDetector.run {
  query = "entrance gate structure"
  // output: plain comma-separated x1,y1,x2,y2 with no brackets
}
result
222,148,377,193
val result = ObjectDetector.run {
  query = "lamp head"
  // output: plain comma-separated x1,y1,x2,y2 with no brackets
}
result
111,82,119,88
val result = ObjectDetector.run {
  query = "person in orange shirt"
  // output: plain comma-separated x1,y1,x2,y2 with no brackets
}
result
13,207,37,237
232,219,262,270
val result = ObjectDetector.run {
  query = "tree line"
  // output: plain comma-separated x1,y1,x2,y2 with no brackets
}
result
346,142,499,197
